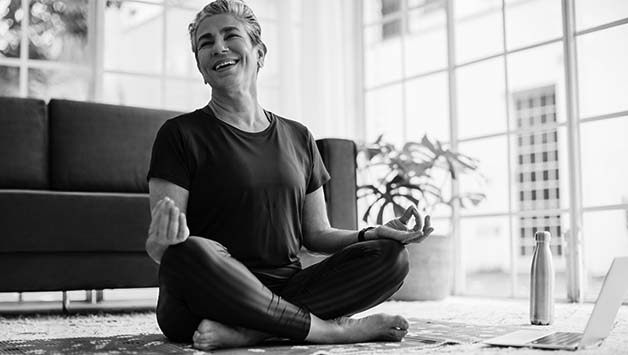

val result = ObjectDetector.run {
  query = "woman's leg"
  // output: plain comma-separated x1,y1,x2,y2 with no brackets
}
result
156,236,310,343
280,239,409,319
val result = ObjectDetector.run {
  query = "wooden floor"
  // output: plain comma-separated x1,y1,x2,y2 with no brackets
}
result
1,297,627,354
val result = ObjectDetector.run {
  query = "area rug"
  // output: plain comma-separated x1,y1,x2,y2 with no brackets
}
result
0,319,518,354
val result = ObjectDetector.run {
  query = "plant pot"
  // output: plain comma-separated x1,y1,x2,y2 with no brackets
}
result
392,234,453,301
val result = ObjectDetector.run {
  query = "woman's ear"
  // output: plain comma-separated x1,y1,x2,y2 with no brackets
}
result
257,48,265,68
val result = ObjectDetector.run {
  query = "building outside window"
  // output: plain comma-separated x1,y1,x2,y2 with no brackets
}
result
513,86,562,258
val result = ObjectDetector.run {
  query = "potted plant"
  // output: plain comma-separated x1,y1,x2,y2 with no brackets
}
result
357,134,485,300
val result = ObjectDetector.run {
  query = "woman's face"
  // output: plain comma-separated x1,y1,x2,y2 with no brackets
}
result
194,14,262,91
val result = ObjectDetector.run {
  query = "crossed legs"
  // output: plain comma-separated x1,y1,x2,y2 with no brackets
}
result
156,236,409,349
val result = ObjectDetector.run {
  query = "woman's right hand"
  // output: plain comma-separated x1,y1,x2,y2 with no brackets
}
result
148,197,189,247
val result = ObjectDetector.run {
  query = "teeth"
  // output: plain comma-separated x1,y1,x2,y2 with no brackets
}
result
215,60,236,70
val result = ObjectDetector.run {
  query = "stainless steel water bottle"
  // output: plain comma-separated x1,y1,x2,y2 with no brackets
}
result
530,231,554,325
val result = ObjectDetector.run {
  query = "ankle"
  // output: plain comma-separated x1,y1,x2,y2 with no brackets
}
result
305,314,344,343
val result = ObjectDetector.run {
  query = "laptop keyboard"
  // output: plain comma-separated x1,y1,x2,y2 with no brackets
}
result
529,332,582,346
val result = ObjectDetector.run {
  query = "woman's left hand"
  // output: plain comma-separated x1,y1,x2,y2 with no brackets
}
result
373,205,434,244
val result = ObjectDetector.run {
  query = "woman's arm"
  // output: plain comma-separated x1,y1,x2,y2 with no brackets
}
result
302,187,363,254
146,178,190,264
302,187,435,254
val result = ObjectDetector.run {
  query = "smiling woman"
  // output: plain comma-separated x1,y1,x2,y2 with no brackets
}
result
144,0,434,351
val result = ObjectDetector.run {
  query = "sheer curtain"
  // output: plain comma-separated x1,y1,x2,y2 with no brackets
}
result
280,0,360,140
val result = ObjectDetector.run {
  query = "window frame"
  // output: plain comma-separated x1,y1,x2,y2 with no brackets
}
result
359,0,628,302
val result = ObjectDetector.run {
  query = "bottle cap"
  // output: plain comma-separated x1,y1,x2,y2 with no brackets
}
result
535,231,551,242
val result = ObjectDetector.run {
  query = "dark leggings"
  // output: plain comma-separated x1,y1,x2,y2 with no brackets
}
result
156,236,409,343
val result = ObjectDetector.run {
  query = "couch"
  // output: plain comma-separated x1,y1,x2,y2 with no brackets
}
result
0,96,357,295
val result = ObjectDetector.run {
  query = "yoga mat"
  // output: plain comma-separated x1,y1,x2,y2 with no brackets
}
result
0,318,517,354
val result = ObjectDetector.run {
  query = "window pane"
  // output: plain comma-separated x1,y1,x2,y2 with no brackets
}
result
28,0,88,62
461,216,511,297
245,0,278,20
404,5,447,76
364,23,402,88
577,25,628,118
165,7,197,78
511,126,570,212
583,210,628,302
0,0,21,58
575,0,628,31
28,67,89,101
513,213,569,299
0,65,19,96
505,0,562,50
103,73,161,108
363,0,400,25
459,136,509,215
365,84,403,145
581,117,628,207
104,2,163,74
507,42,566,126
457,57,507,139
259,20,278,80
163,78,208,111
454,0,503,64
405,73,449,142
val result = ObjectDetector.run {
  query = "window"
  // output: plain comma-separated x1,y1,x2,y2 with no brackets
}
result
0,0,299,113
0,0,91,101
360,0,628,301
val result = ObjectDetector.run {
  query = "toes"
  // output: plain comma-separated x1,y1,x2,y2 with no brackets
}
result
393,315,409,330
386,328,408,341
197,319,215,332
193,340,214,351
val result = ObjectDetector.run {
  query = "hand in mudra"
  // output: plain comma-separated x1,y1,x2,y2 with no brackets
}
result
148,197,189,246
375,205,434,245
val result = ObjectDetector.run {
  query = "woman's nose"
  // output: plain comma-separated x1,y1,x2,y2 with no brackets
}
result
211,39,228,55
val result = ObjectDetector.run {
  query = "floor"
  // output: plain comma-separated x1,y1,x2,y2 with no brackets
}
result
0,297,627,354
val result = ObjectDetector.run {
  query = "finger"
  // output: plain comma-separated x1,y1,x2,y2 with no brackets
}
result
399,205,420,225
413,209,424,232
404,232,427,244
150,199,165,219
421,215,431,234
177,213,189,242
156,200,171,239
424,227,435,237
168,205,180,242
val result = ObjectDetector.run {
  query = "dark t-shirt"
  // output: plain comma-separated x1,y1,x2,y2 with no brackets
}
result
147,107,330,270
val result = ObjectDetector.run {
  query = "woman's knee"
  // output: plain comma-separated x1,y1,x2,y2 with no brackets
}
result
369,239,409,281
160,237,230,278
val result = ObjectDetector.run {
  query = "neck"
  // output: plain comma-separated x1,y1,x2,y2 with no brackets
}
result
208,88,267,132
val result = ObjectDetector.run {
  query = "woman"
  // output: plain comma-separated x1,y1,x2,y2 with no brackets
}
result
146,0,434,350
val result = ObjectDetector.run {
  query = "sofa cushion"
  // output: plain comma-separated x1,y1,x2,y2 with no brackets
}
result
316,139,357,230
0,253,158,292
0,96,48,189
0,190,150,253
49,99,180,193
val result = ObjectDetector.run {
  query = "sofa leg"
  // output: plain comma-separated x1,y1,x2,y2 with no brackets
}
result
85,290,105,304
62,291,69,313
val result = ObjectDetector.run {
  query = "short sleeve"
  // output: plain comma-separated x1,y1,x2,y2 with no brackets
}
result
147,119,192,190
306,130,331,194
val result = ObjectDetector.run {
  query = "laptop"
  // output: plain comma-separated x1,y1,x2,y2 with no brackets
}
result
484,256,628,351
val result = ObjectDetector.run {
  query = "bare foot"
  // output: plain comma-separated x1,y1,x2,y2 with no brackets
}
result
307,313,409,344
337,314,409,343
192,319,270,350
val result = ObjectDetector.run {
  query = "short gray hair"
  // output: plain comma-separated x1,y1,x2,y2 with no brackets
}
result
188,0,267,59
